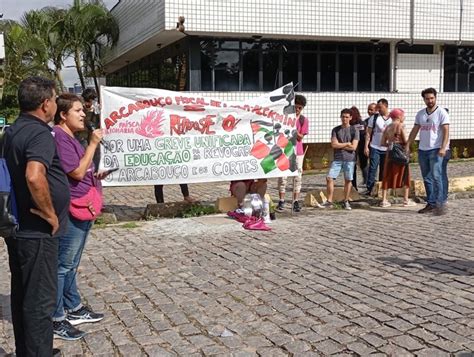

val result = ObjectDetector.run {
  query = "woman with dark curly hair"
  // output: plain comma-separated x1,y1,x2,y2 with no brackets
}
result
349,106,366,190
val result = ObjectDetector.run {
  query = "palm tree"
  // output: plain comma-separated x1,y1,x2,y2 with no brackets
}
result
21,8,69,92
1,21,50,99
65,0,119,93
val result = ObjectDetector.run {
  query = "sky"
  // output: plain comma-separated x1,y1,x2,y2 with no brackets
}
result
1,0,118,88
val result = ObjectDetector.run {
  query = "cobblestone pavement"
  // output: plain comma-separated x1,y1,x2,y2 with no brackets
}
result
104,160,474,222
1,197,474,356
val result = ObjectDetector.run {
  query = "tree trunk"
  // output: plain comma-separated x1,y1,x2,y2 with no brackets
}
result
53,58,65,92
89,55,100,99
74,47,86,90
55,69,65,93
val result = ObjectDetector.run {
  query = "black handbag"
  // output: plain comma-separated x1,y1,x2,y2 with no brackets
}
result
389,143,409,165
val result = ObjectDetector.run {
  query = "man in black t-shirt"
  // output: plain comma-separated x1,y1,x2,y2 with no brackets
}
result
4,77,70,357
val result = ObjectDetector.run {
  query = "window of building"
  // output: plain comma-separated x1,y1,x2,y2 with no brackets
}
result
398,44,434,54
320,53,336,91
339,53,354,91
302,52,318,91
357,54,372,91
106,39,189,90
444,46,474,92
197,39,390,92
242,48,260,91
214,50,239,91
262,49,279,91
282,49,299,89
107,38,390,93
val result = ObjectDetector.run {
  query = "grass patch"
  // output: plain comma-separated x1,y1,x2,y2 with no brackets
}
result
178,204,217,218
119,222,140,229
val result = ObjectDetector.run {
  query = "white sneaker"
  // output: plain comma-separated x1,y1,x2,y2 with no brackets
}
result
343,201,352,210
403,200,416,207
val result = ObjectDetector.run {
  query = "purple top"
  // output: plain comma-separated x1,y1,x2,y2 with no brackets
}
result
53,126,98,199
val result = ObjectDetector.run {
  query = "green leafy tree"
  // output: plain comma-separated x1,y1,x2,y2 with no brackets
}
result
65,0,118,93
21,8,69,92
1,20,50,109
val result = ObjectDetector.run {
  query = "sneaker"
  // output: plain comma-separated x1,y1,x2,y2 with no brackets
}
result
343,201,352,210
67,305,104,326
53,320,86,341
418,204,435,214
433,205,447,216
276,200,285,212
380,201,391,208
293,201,301,212
403,200,417,207
183,195,197,203
322,201,334,209
234,207,245,215
361,189,372,196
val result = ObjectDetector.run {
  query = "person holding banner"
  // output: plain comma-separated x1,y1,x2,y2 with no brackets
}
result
51,94,106,341
154,184,196,204
276,94,309,213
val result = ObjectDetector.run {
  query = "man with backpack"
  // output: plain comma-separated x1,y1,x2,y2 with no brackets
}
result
363,98,392,196
322,108,359,210
4,77,70,356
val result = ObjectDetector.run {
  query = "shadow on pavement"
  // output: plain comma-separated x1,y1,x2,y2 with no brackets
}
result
377,257,474,276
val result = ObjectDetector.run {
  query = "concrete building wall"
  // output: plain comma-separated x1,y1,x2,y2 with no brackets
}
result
108,0,166,60
109,1,473,62
190,91,473,143
397,54,441,92
414,0,473,42
163,0,471,42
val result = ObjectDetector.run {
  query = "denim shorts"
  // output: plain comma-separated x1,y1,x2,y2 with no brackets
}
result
328,160,355,181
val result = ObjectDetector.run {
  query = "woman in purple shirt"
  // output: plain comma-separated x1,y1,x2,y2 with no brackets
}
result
51,94,107,340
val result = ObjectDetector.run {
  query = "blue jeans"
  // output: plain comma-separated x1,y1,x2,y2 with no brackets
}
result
418,148,445,207
53,215,93,320
442,149,451,203
366,148,386,192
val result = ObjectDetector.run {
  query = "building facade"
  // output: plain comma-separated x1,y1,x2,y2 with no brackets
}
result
104,0,474,155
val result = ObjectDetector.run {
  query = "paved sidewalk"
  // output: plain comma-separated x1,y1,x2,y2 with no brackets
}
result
1,197,474,355
104,160,474,221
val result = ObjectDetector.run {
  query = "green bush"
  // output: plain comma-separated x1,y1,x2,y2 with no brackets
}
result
452,147,459,160
0,107,20,123
410,141,419,163
462,147,470,159
179,204,217,218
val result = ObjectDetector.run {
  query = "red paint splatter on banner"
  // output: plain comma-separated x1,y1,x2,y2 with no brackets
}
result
276,154,290,171
250,141,271,159
135,110,165,138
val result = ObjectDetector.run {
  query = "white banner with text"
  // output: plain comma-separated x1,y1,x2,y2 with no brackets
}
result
99,84,299,186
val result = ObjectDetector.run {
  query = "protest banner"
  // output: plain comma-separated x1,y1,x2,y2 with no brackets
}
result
99,84,299,186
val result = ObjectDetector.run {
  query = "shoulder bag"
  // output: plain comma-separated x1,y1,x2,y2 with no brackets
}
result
389,143,410,165
69,174,103,221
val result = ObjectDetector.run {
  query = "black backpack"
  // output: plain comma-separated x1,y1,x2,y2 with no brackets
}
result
369,113,379,143
0,127,19,238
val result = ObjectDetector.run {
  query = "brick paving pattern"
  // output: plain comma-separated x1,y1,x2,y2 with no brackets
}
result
1,160,473,355
104,160,474,221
